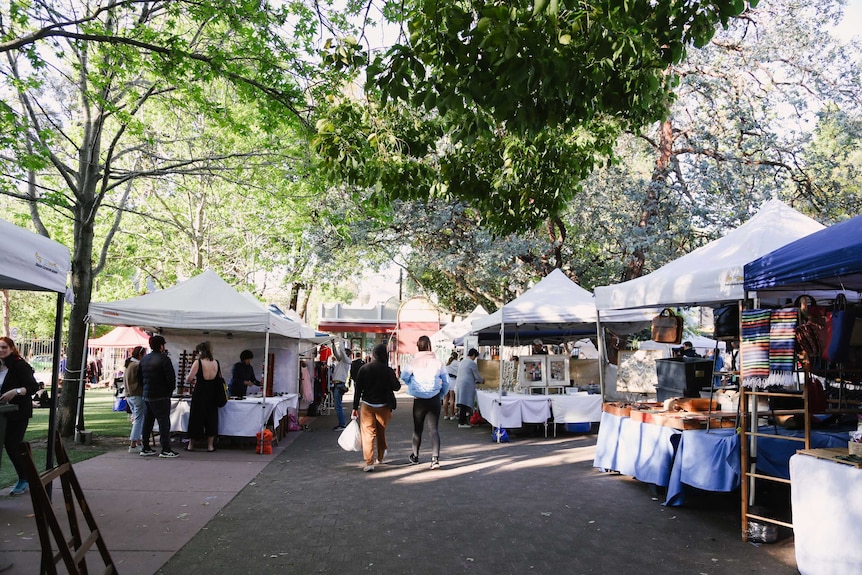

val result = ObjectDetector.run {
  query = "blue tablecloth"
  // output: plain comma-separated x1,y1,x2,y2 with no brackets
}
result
596,411,851,507
594,412,681,487
665,429,739,506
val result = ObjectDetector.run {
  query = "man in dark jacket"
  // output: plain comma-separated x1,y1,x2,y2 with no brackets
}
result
350,350,365,387
138,335,179,458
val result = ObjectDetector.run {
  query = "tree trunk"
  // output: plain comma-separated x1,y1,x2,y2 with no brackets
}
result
622,119,675,282
58,209,97,437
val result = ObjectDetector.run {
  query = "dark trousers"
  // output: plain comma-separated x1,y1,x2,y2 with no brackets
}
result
411,395,441,459
142,398,173,452
457,403,473,425
3,417,29,481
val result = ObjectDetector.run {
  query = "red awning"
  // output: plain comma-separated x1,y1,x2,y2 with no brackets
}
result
316,321,396,334
89,326,150,348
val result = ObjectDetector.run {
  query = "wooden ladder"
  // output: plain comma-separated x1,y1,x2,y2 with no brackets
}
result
19,432,118,575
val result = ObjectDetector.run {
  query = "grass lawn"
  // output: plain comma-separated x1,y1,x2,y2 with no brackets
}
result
1,388,132,489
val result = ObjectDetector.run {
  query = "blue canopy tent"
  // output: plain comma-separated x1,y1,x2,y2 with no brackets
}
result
743,214,862,573
744,213,862,295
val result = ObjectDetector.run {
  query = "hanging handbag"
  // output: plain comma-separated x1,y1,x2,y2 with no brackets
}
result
794,296,828,365
850,312,862,347
826,294,856,363
214,361,228,408
713,304,740,339
652,308,683,344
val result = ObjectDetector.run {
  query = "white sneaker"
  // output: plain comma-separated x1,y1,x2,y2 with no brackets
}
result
363,465,374,472
374,449,388,465
128,445,139,453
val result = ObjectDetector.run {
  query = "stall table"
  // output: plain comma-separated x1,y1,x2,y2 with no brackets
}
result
475,390,551,432
595,404,850,507
169,394,298,441
549,393,603,424
790,450,862,575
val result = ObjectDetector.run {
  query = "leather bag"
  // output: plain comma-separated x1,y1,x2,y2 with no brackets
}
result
826,294,856,363
652,308,683,344
214,361,228,408
713,304,740,339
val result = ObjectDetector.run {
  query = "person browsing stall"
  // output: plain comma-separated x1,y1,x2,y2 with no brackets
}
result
0,337,40,495
185,341,222,452
124,345,146,452
443,351,460,420
330,341,351,431
139,335,179,458
455,348,484,428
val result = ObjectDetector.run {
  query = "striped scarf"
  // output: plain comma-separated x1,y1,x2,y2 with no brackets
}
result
741,308,771,388
768,308,797,386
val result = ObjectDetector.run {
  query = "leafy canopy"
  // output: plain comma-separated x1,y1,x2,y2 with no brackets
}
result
317,0,755,234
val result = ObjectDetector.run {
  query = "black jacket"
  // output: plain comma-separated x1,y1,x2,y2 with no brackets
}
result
352,361,400,410
349,358,365,383
1,355,39,420
138,351,176,400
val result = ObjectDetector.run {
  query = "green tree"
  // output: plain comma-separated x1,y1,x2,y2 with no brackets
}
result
316,0,754,234
0,0,336,436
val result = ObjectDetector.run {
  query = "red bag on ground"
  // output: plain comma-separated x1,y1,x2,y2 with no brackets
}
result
470,411,485,426
255,429,273,454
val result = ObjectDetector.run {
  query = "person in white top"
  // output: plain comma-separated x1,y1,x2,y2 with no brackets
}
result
443,351,460,420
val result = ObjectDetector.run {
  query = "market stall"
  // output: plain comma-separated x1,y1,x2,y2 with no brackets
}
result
1,218,71,470
169,394,299,439
744,213,862,565
86,270,327,444
592,200,829,503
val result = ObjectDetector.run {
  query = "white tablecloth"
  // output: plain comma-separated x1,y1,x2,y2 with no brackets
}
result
169,394,299,437
549,394,603,423
475,390,551,428
790,453,862,575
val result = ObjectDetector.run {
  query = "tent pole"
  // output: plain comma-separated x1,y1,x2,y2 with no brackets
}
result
596,311,606,400
259,330,271,454
74,326,91,438
496,310,504,443
44,292,65,499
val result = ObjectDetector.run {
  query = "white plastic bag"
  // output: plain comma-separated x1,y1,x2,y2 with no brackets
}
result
337,419,361,452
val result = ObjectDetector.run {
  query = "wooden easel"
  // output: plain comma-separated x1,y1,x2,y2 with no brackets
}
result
19,433,118,575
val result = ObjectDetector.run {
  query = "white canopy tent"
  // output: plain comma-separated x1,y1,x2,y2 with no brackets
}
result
86,270,326,442
471,269,655,345
1,218,70,294
2,218,71,471
594,199,826,311
431,305,488,348
469,269,656,406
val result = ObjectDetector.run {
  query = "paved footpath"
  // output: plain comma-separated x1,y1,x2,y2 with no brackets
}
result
159,394,799,575
2,393,800,574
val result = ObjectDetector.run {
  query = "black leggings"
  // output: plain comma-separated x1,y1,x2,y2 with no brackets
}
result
3,417,29,481
412,395,441,459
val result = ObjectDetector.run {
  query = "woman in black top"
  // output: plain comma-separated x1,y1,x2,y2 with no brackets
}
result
229,349,260,399
185,341,222,452
0,337,39,495
351,344,401,472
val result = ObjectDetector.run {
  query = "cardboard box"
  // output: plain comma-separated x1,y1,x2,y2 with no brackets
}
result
602,402,631,417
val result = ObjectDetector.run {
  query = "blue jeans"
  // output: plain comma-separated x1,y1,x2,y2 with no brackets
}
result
127,395,145,442
333,382,346,427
